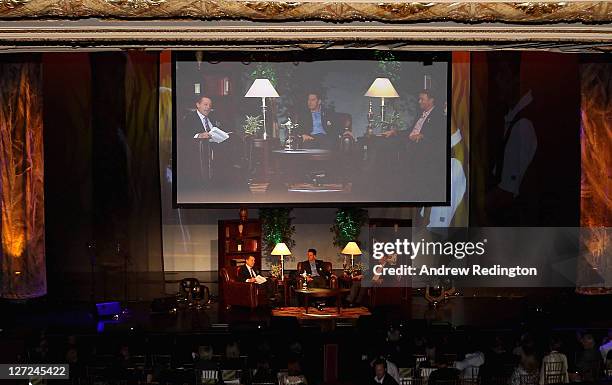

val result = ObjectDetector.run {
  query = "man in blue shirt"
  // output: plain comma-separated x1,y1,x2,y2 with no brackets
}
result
298,248,330,288
298,92,342,150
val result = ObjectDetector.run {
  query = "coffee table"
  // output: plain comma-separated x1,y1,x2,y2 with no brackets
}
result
294,288,350,314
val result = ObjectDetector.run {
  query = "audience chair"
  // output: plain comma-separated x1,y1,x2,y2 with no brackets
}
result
222,369,241,385
201,369,219,385
152,354,172,369
414,355,427,367
433,380,459,385
542,361,565,384
518,373,539,385
178,278,210,308
277,369,289,385
420,367,435,379
399,367,414,383
462,366,480,385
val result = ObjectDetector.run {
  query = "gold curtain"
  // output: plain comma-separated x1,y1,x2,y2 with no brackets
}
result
0,57,46,299
450,51,470,227
577,62,612,294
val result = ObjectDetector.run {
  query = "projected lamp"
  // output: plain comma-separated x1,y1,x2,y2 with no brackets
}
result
270,242,291,281
341,241,362,267
245,79,279,140
364,77,399,122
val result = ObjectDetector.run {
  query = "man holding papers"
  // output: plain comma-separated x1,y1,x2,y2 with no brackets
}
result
179,95,232,192
238,255,265,283
238,256,276,304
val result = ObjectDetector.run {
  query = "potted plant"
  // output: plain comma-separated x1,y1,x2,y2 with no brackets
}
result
259,208,296,256
330,208,368,250
242,114,263,137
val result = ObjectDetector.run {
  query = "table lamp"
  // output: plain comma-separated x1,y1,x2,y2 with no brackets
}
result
341,241,362,267
270,242,291,281
364,77,399,122
245,78,279,140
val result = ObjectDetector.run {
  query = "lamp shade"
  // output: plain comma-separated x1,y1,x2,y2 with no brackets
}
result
364,78,399,98
270,242,291,256
341,242,362,255
245,79,280,98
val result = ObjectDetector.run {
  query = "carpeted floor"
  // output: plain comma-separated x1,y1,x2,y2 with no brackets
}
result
271,306,370,319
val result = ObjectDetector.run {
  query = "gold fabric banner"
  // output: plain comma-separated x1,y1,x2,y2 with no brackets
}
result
577,62,612,294
0,57,46,299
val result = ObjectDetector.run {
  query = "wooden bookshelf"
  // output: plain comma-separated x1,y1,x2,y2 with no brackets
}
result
218,219,262,271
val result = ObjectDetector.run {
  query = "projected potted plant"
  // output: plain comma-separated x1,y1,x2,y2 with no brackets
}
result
242,115,263,136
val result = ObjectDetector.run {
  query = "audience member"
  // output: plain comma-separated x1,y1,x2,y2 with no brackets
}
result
481,335,513,383
251,358,275,384
370,359,399,385
600,329,612,362
370,352,400,385
223,341,243,370
540,336,568,384
454,337,485,380
429,352,460,385
575,334,602,381
195,345,219,371
510,349,539,385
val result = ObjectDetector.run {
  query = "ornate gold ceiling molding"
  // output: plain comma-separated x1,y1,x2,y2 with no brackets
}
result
0,0,610,23
1,24,611,51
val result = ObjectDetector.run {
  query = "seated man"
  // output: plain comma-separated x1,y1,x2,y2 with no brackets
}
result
429,352,460,385
297,92,353,150
297,248,331,289
370,359,399,385
237,255,276,303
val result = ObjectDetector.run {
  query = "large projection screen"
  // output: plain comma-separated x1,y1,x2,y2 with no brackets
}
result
173,51,450,206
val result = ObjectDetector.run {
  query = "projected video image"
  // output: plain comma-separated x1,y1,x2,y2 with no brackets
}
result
174,52,449,205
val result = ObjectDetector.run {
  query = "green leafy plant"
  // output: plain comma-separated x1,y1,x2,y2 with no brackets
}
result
346,262,365,275
242,115,263,135
259,208,296,255
374,110,405,131
375,51,402,82
250,63,277,86
330,208,368,250
270,264,282,278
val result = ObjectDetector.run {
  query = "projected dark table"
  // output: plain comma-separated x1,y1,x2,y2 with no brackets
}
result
271,149,344,192
294,288,350,314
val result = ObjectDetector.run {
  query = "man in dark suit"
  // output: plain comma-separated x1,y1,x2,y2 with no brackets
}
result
297,248,331,289
370,359,399,385
237,255,276,302
178,95,249,198
296,92,348,150
405,89,446,168
381,89,446,199
177,95,218,193
237,255,262,283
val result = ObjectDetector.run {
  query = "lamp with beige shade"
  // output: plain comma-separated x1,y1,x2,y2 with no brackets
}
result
364,77,399,123
270,242,291,281
245,78,279,140
341,241,362,268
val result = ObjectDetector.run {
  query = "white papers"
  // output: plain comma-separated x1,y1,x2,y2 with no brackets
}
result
192,127,230,143
255,275,267,284
209,126,229,143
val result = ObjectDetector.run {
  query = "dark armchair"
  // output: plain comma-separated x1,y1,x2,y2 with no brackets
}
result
219,267,269,309
295,261,338,289
177,278,210,308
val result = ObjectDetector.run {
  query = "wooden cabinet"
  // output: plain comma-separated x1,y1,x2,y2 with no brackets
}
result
218,219,262,270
